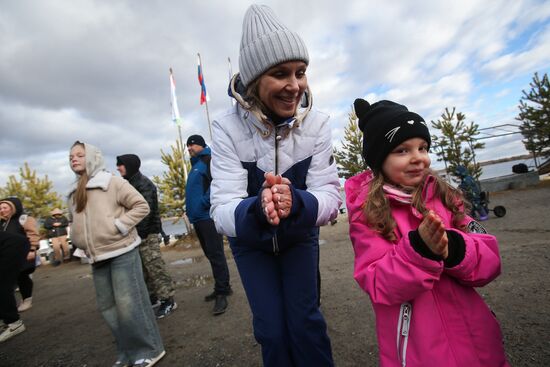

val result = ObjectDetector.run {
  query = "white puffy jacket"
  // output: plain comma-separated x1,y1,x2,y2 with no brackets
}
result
210,93,341,249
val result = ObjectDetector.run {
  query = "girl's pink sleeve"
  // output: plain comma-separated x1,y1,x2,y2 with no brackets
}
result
444,217,502,286
349,209,444,306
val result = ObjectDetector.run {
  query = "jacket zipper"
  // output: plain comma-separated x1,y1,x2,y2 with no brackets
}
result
84,204,95,261
397,302,412,367
272,129,282,255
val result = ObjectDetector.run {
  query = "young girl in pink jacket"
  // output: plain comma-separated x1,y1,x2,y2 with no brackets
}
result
345,98,509,367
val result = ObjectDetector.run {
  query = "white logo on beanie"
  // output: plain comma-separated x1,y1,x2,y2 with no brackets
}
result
407,120,414,124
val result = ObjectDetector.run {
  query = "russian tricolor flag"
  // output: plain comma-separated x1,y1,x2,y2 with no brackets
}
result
197,57,209,105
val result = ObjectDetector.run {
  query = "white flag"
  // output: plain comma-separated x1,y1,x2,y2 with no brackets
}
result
170,68,182,125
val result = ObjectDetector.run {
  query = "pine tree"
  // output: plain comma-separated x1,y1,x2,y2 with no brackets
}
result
153,140,190,217
0,162,64,219
517,72,550,161
431,107,485,180
333,110,365,179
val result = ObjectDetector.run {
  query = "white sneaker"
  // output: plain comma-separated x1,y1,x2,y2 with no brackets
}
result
132,350,166,367
0,320,26,342
18,297,32,312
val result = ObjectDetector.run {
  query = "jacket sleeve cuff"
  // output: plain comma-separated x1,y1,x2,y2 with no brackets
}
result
114,218,129,236
254,187,270,226
443,230,466,268
409,230,443,262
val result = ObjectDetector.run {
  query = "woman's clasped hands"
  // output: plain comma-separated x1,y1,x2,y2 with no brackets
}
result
261,172,292,226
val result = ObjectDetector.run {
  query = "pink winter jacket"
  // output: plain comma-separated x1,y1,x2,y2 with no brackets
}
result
345,171,509,367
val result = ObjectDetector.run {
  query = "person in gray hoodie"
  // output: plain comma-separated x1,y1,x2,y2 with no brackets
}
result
68,141,165,367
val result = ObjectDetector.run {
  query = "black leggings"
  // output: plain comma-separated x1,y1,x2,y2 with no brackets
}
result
0,246,27,324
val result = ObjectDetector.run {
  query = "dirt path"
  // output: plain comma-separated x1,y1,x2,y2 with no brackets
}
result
1,182,549,366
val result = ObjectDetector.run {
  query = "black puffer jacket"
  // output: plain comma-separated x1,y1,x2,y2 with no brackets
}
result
116,154,161,238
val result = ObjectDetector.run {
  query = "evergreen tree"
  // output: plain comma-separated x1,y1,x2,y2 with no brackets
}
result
431,107,485,180
153,140,190,217
517,72,550,161
333,110,365,179
0,162,64,219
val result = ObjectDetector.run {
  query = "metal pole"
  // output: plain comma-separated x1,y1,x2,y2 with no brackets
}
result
177,124,188,181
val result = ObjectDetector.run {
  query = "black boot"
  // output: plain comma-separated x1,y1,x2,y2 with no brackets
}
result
205,288,233,302
213,295,228,315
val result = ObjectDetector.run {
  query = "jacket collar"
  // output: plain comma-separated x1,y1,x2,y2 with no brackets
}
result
190,146,211,165
69,170,113,196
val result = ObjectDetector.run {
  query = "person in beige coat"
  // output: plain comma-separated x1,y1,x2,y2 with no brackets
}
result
68,141,165,367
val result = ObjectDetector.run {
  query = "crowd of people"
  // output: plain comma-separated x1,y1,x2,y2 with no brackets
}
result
0,4,510,367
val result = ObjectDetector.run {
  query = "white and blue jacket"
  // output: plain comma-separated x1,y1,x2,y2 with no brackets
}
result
210,90,341,251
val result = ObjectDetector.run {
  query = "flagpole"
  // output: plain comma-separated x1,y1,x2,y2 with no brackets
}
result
197,53,213,141
169,67,188,181
176,124,187,181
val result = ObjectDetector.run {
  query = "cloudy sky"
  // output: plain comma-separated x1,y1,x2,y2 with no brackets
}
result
1,0,549,195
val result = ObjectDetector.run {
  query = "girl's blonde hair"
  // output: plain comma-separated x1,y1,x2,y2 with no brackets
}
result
71,141,88,213
363,169,469,242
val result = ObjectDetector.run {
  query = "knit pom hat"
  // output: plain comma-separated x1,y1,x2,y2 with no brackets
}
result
239,4,309,87
354,98,431,172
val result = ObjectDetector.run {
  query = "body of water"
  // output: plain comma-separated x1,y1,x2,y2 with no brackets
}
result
479,158,537,180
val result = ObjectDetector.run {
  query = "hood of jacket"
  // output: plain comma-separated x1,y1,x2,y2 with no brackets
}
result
190,146,211,165
0,197,23,220
116,154,141,179
69,142,110,195
77,142,106,178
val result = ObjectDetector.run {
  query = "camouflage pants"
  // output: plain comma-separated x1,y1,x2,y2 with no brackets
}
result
139,234,175,300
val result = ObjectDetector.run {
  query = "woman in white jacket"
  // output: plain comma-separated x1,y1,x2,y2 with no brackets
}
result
68,141,164,367
210,5,341,367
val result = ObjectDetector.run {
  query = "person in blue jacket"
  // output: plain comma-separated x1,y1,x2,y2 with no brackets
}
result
185,134,232,315
209,4,341,367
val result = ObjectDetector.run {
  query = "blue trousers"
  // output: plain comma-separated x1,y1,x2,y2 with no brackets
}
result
230,237,334,367
92,248,164,365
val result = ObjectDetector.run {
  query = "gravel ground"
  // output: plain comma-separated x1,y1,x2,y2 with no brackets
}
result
1,181,549,366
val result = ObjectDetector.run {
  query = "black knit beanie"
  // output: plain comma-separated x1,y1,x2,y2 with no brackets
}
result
354,98,431,172
186,134,206,147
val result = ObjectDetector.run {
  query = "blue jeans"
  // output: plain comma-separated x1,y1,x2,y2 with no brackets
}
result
230,237,334,367
92,248,164,364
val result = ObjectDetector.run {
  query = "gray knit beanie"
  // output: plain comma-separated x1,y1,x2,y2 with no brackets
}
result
239,4,309,87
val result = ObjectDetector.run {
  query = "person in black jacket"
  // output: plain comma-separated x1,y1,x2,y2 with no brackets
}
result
0,231,29,342
0,197,40,313
43,208,70,265
116,154,177,319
